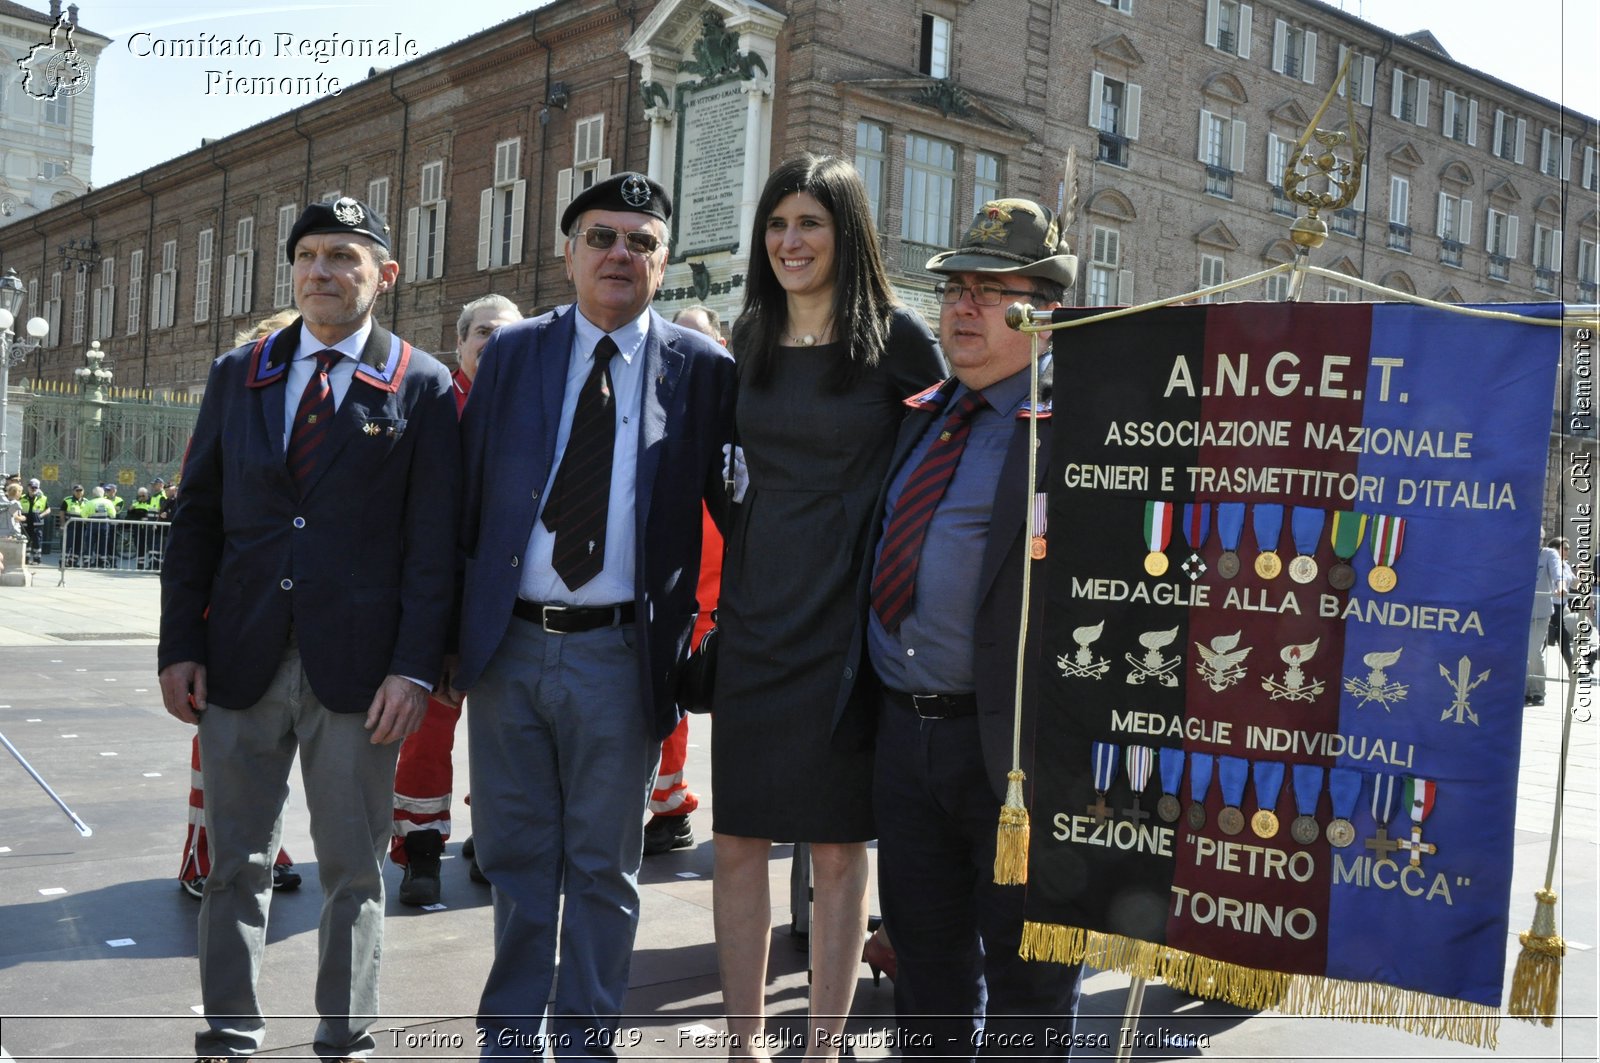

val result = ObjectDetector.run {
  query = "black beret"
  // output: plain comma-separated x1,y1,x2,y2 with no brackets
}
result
560,172,672,235
285,197,391,261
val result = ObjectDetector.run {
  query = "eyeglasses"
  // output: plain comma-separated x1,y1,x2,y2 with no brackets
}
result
575,226,663,256
934,281,1040,307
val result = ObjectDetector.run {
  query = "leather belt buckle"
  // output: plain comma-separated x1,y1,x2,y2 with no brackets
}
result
541,605,572,634
911,693,948,719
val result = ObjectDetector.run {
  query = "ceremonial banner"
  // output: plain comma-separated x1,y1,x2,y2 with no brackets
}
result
1024,302,1560,1046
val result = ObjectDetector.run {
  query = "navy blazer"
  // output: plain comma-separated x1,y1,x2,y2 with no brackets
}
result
840,367,1055,800
454,305,735,741
158,321,461,715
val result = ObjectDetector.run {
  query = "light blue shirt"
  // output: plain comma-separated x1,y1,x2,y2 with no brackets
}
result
518,307,647,606
280,321,371,449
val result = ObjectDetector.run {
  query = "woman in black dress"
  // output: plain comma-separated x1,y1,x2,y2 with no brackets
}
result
711,155,944,1058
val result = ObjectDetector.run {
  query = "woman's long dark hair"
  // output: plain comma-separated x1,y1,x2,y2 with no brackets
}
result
733,154,897,391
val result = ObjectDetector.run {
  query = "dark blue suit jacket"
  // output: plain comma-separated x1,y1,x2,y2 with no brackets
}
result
158,321,461,715
840,368,1055,800
454,304,735,741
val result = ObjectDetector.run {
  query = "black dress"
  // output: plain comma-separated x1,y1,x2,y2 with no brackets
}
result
711,308,945,842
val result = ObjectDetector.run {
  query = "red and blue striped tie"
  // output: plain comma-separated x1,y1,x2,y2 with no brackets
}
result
870,390,986,632
286,349,340,494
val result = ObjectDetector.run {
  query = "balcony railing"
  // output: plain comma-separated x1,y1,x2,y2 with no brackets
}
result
1204,165,1234,199
1488,254,1510,282
1217,29,1237,54
1270,185,1295,216
1534,268,1557,294
899,240,944,276
1440,239,1463,268
1387,223,1412,253
1097,132,1129,168
1331,210,1359,237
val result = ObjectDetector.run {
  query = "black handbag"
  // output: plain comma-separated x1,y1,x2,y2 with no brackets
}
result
677,614,719,714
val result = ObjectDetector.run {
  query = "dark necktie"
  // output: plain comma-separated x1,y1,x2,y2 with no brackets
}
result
286,349,341,493
870,390,987,633
542,335,619,590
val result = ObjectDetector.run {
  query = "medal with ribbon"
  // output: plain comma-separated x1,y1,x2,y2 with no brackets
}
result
1157,746,1185,823
1327,511,1368,590
1178,503,1210,581
1187,752,1214,830
1252,503,1284,579
1143,501,1173,577
1123,746,1155,823
1030,492,1048,560
1366,772,1403,863
1088,741,1119,824
1250,760,1285,838
1217,754,1248,836
1399,775,1439,867
1368,514,1406,593
1215,502,1246,579
1288,506,1326,584
1290,764,1326,844
1325,766,1362,847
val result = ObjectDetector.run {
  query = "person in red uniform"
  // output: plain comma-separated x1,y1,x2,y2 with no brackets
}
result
643,305,726,855
391,293,522,905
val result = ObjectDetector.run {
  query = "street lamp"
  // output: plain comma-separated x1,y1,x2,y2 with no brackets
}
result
0,267,50,479
73,340,114,389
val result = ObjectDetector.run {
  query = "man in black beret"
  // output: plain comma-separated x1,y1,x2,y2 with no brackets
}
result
160,196,459,1062
452,171,734,1057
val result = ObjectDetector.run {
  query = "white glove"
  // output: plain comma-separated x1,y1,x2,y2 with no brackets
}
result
722,442,749,504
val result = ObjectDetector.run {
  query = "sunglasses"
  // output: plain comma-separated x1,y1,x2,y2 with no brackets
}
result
575,226,663,255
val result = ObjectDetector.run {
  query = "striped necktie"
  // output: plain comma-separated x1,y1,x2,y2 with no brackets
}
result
542,335,619,590
286,349,341,493
870,390,987,632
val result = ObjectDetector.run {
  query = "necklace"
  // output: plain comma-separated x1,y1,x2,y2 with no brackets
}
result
785,332,817,347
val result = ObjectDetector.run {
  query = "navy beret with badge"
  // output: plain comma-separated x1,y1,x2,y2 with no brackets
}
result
560,172,672,235
285,197,391,261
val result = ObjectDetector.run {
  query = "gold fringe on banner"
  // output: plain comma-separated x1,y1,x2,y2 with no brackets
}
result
1019,922,1502,1048
993,769,1030,885
1508,888,1565,1025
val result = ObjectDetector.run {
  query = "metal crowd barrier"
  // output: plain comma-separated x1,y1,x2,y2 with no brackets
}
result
55,516,171,585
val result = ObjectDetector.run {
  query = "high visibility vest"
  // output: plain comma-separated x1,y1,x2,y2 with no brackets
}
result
64,497,89,517
130,500,161,519
21,492,48,515
86,498,116,519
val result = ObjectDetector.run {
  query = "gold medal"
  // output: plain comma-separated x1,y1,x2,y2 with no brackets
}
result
1254,550,1282,579
1218,806,1245,835
1030,536,1047,560
1288,554,1318,583
1290,815,1320,845
1144,550,1169,577
1251,809,1280,838
1368,564,1398,592
1326,818,1356,848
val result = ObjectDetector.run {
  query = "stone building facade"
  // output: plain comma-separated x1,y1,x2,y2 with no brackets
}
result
0,0,1593,397
0,0,107,226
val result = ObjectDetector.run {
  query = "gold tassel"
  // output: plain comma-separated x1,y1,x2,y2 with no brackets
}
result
1509,888,1564,1025
992,769,1030,885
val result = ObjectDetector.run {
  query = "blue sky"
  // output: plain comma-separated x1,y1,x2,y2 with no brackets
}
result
58,0,1600,189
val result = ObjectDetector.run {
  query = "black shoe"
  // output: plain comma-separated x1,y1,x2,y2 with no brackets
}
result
272,862,302,891
462,835,489,885
1525,695,1545,706
181,875,205,900
399,829,444,906
642,814,693,856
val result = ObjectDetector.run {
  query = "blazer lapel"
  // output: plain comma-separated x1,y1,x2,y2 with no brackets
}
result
977,378,1053,601
251,324,302,461
637,311,683,532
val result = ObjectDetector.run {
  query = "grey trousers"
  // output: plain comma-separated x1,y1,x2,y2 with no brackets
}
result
195,642,400,1060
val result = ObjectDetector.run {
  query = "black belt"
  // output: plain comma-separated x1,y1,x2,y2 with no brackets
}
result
883,689,978,719
512,599,635,634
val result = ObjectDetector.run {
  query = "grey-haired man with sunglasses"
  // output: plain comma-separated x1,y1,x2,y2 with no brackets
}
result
451,171,734,1059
